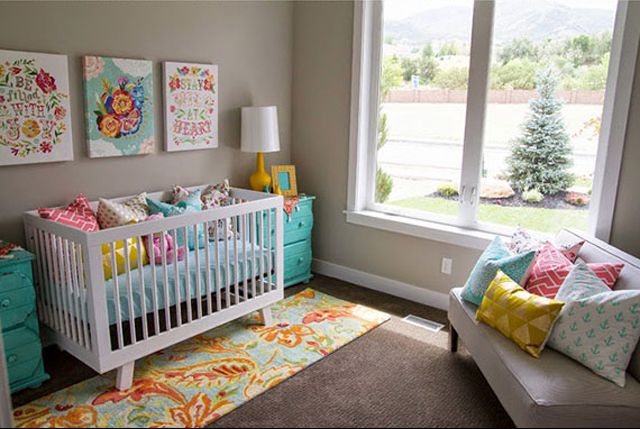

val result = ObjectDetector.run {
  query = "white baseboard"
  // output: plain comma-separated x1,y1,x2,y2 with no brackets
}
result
312,258,450,311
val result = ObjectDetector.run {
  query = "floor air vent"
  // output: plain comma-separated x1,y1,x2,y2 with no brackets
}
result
402,315,445,333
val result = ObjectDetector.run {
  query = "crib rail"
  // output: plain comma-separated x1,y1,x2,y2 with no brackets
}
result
24,187,284,372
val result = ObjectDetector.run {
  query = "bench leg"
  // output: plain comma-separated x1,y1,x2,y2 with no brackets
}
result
258,307,273,326
449,325,459,353
116,361,135,391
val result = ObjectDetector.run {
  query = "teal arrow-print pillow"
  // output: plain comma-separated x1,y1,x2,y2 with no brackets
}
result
548,262,640,387
461,236,537,306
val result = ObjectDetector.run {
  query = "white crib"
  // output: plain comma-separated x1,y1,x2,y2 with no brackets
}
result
23,186,284,390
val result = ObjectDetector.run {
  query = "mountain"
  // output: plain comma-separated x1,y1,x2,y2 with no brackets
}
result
384,0,615,45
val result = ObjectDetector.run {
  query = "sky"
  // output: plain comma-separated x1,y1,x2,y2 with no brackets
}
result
384,0,618,21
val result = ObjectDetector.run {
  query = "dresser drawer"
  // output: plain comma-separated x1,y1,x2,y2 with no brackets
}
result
262,214,313,246
4,327,45,388
0,268,33,292
284,240,312,281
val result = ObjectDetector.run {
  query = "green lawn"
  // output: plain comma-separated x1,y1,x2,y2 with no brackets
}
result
389,197,589,234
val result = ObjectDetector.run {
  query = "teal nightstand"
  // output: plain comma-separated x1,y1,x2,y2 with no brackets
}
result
0,245,49,393
264,194,315,288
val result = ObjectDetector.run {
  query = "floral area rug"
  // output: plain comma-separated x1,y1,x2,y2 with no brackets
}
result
14,289,389,428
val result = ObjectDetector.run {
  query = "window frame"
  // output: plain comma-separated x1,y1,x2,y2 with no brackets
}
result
347,0,640,248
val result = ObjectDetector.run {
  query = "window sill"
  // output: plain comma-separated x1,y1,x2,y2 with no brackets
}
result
345,209,499,250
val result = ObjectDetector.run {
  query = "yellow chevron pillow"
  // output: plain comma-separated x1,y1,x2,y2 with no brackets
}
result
476,270,564,358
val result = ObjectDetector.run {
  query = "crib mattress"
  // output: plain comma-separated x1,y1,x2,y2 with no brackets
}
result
105,239,272,324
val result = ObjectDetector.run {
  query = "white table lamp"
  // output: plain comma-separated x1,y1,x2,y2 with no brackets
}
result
241,106,280,191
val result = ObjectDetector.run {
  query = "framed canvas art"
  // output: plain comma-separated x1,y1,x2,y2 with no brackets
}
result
0,49,73,166
83,56,154,158
163,62,218,152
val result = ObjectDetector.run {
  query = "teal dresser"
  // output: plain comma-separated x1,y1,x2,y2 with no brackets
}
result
0,246,49,393
264,194,315,288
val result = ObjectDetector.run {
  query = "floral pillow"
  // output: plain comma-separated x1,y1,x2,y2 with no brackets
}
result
97,193,149,229
548,262,640,387
171,179,232,209
508,226,583,262
171,181,237,241
38,194,100,232
525,243,624,299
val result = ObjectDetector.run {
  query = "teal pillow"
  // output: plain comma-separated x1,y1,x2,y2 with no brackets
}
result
548,262,640,387
461,236,537,306
146,190,206,250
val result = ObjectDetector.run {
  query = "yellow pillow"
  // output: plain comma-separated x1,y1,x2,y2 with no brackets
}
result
101,238,148,281
476,270,564,358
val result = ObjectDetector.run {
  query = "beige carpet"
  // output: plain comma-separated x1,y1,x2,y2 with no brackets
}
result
13,275,514,428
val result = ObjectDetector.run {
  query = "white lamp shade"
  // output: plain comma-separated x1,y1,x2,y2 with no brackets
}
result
241,106,280,153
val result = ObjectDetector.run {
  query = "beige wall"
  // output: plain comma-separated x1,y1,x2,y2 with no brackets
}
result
0,1,293,245
610,39,640,257
291,0,640,297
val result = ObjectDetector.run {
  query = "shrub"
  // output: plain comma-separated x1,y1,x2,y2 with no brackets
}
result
565,192,590,206
436,183,459,198
522,189,544,204
432,67,469,90
375,167,393,203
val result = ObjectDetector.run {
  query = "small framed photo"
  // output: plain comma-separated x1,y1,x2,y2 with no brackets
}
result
271,165,298,197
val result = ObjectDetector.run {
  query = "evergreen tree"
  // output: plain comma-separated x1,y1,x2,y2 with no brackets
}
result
507,69,574,195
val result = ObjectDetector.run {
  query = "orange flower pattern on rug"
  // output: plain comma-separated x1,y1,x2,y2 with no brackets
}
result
13,289,389,428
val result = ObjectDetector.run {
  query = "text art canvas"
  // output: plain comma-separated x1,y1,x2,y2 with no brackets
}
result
164,62,218,152
0,49,73,166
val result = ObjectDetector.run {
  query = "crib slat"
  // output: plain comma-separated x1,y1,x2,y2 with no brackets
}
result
123,239,137,345
110,242,124,350
136,236,148,340
258,210,264,296
224,218,231,309
161,231,171,332
67,241,83,347
194,224,202,320
267,210,273,291
63,240,78,344
183,227,192,324
241,214,248,302
148,233,160,336
214,221,222,312
75,243,91,350
204,223,213,316
55,237,72,339
250,212,257,299
171,229,182,327
233,217,240,306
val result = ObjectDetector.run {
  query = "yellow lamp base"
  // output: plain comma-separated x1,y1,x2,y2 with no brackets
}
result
249,152,271,192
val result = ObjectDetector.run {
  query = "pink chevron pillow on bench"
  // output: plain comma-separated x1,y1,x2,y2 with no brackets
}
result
38,194,100,232
525,243,624,299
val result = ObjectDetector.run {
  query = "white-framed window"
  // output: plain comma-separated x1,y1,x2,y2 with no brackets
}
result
347,0,640,249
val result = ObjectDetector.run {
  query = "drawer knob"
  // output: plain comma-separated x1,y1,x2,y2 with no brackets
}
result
7,354,17,364
298,221,305,228
298,257,304,264
0,299,10,308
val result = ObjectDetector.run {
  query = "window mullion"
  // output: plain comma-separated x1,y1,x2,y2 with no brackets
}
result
458,0,495,227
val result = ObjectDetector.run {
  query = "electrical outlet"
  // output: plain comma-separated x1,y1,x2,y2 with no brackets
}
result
441,257,453,275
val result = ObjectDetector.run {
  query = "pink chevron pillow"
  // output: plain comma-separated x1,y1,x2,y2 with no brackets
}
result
525,243,624,299
38,194,100,232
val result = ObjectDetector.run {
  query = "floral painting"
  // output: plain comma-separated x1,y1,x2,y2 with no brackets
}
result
83,56,154,158
164,62,218,152
0,49,73,166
